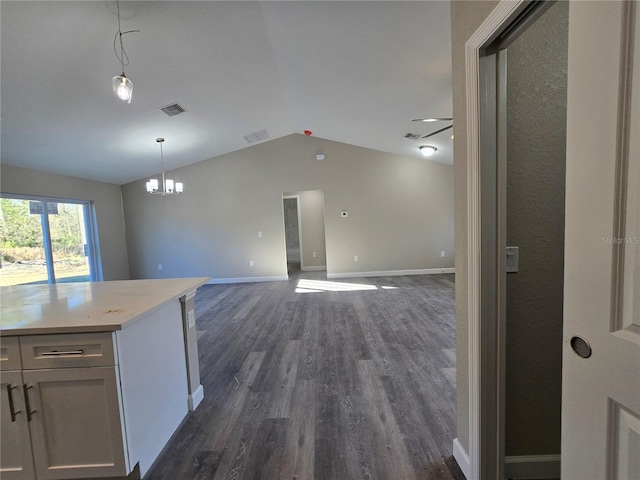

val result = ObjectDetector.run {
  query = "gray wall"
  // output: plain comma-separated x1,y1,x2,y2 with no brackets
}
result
451,0,500,452
505,1,568,456
0,164,130,281
122,134,454,280
285,190,327,269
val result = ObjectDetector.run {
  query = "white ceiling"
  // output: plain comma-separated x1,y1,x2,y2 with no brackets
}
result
1,1,453,185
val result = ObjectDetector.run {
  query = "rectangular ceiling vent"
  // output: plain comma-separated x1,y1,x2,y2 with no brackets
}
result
404,132,421,140
243,129,270,144
159,103,187,117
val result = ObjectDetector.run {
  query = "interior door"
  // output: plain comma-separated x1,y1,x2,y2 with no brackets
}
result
562,1,640,478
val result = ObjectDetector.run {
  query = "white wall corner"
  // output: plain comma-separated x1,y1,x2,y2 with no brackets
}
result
453,438,470,480
504,455,561,479
327,268,455,279
206,275,289,285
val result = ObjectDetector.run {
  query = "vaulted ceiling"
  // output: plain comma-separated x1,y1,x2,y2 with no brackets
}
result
1,1,452,185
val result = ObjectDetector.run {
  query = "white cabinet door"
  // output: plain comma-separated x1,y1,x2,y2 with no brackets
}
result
0,371,36,480
562,1,640,478
23,367,128,480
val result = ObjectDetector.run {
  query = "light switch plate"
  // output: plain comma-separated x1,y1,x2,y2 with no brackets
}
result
506,246,519,273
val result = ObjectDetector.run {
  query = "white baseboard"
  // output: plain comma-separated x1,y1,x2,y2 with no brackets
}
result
504,454,561,479
301,265,326,272
453,438,470,480
188,384,204,411
327,267,455,279
206,275,289,284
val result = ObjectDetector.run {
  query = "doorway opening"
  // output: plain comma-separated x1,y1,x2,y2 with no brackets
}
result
283,195,302,274
282,190,327,276
463,0,568,478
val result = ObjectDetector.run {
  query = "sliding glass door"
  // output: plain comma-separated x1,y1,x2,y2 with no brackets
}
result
0,196,99,286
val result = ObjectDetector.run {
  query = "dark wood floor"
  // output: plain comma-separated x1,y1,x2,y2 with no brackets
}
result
145,266,464,480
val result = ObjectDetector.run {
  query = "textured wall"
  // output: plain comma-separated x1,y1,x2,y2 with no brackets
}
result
450,0,500,453
505,1,568,456
121,134,454,280
0,164,130,281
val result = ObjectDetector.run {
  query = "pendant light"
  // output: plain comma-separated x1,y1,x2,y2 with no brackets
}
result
112,0,138,103
146,138,184,195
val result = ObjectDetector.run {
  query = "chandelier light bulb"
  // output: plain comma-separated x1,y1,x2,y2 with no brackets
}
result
166,179,174,193
113,74,133,103
176,182,184,193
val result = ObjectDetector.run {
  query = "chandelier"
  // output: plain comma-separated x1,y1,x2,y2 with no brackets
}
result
146,138,184,195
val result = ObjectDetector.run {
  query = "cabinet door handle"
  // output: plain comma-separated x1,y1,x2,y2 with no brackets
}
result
6,384,21,422
23,384,36,421
40,349,84,356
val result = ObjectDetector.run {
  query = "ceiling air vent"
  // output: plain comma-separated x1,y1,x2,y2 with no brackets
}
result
159,103,187,117
243,129,269,144
404,132,421,140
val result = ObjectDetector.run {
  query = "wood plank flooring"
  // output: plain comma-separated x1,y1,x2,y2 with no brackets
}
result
145,266,464,480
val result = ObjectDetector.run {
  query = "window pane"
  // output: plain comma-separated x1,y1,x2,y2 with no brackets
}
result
0,198,48,286
49,202,91,283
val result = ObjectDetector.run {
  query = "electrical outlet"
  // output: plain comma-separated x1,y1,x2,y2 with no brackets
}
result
158,264,163,271
313,252,317,258
354,255,359,262
258,231,262,238
441,251,446,257
249,260,254,267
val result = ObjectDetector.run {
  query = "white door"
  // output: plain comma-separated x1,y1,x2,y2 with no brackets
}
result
562,1,640,479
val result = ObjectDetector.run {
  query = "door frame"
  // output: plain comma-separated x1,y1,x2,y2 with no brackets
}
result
282,194,304,270
462,1,546,478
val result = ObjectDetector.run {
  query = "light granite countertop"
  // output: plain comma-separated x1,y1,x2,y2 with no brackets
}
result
0,278,210,336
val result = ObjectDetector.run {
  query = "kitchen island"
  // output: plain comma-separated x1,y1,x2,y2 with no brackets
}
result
0,277,209,480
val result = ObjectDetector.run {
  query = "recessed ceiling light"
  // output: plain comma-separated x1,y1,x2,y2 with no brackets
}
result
419,145,437,157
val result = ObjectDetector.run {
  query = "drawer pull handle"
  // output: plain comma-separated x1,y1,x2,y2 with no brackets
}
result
23,384,36,422
6,384,21,422
41,349,85,356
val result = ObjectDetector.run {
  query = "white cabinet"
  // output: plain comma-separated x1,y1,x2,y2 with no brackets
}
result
1,370,35,480
25,367,127,479
1,290,196,480
0,333,129,480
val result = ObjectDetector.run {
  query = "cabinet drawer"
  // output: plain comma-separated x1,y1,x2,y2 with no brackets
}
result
20,332,116,369
0,336,22,371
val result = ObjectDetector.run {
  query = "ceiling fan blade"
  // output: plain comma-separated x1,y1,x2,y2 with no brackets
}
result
412,117,453,122
421,124,453,139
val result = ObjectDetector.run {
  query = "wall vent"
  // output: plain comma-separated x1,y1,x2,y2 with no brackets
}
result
159,103,187,117
243,129,270,144
404,132,421,140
